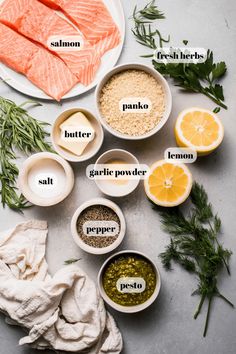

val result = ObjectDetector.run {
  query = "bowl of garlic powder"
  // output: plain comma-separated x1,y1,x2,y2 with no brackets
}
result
95,63,172,140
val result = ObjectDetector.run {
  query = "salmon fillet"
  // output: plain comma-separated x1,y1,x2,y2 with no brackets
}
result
39,0,121,55
94,27,121,57
0,0,101,85
0,23,78,100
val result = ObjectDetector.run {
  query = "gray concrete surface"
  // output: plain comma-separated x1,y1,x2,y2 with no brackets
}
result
0,0,236,353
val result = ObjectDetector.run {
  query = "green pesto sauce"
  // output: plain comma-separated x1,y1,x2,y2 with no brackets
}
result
103,255,157,306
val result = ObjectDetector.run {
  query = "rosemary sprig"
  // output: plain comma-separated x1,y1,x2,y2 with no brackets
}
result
153,50,227,109
132,1,169,50
0,97,53,211
153,182,233,336
137,0,165,21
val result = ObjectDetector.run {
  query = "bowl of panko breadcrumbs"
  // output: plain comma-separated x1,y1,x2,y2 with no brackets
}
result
95,63,172,140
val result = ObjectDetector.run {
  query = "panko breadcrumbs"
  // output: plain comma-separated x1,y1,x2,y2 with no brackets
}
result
99,69,165,136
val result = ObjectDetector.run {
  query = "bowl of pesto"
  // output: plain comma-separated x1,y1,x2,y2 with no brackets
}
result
98,250,161,313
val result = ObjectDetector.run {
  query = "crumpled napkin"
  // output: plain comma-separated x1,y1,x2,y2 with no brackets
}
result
0,220,122,353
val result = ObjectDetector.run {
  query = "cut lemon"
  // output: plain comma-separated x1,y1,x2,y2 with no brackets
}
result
175,108,224,156
144,160,192,207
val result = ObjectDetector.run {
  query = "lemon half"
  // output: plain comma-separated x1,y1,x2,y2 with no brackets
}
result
175,108,224,156
144,160,193,207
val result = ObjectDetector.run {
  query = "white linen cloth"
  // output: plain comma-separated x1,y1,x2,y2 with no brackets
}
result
0,220,122,353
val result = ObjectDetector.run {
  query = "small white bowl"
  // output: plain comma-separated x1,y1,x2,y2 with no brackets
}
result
98,250,161,313
94,149,140,197
71,198,126,255
18,152,74,207
51,108,104,162
95,63,172,140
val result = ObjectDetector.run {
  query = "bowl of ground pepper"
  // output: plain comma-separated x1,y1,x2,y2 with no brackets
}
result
71,198,126,255
98,250,161,313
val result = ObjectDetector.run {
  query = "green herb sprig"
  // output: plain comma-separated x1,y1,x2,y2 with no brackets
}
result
138,0,165,20
64,258,81,265
132,2,227,108
153,182,233,336
153,50,227,109
132,0,170,51
213,107,221,114
0,97,53,211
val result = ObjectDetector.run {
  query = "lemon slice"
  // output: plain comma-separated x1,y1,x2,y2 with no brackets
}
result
144,160,192,207
175,108,224,156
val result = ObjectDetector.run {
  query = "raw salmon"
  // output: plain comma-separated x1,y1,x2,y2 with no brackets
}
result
39,0,121,55
0,0,101,85
0,23,78,100
94,28,121,57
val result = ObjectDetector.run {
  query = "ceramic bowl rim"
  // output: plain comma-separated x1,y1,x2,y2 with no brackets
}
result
51,107,104,162
94,149,140,197
95,62,172,141
71,198,126,255
97,249,161,313
18,152,74,207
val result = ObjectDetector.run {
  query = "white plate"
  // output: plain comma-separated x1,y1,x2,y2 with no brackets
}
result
0,0,125,100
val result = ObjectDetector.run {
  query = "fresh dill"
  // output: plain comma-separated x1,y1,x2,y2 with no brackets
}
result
153,182,233,336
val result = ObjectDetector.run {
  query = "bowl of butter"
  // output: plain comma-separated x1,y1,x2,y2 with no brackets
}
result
52,108,104,162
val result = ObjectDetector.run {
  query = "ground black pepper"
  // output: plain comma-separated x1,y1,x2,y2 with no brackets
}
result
76,205,120,248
